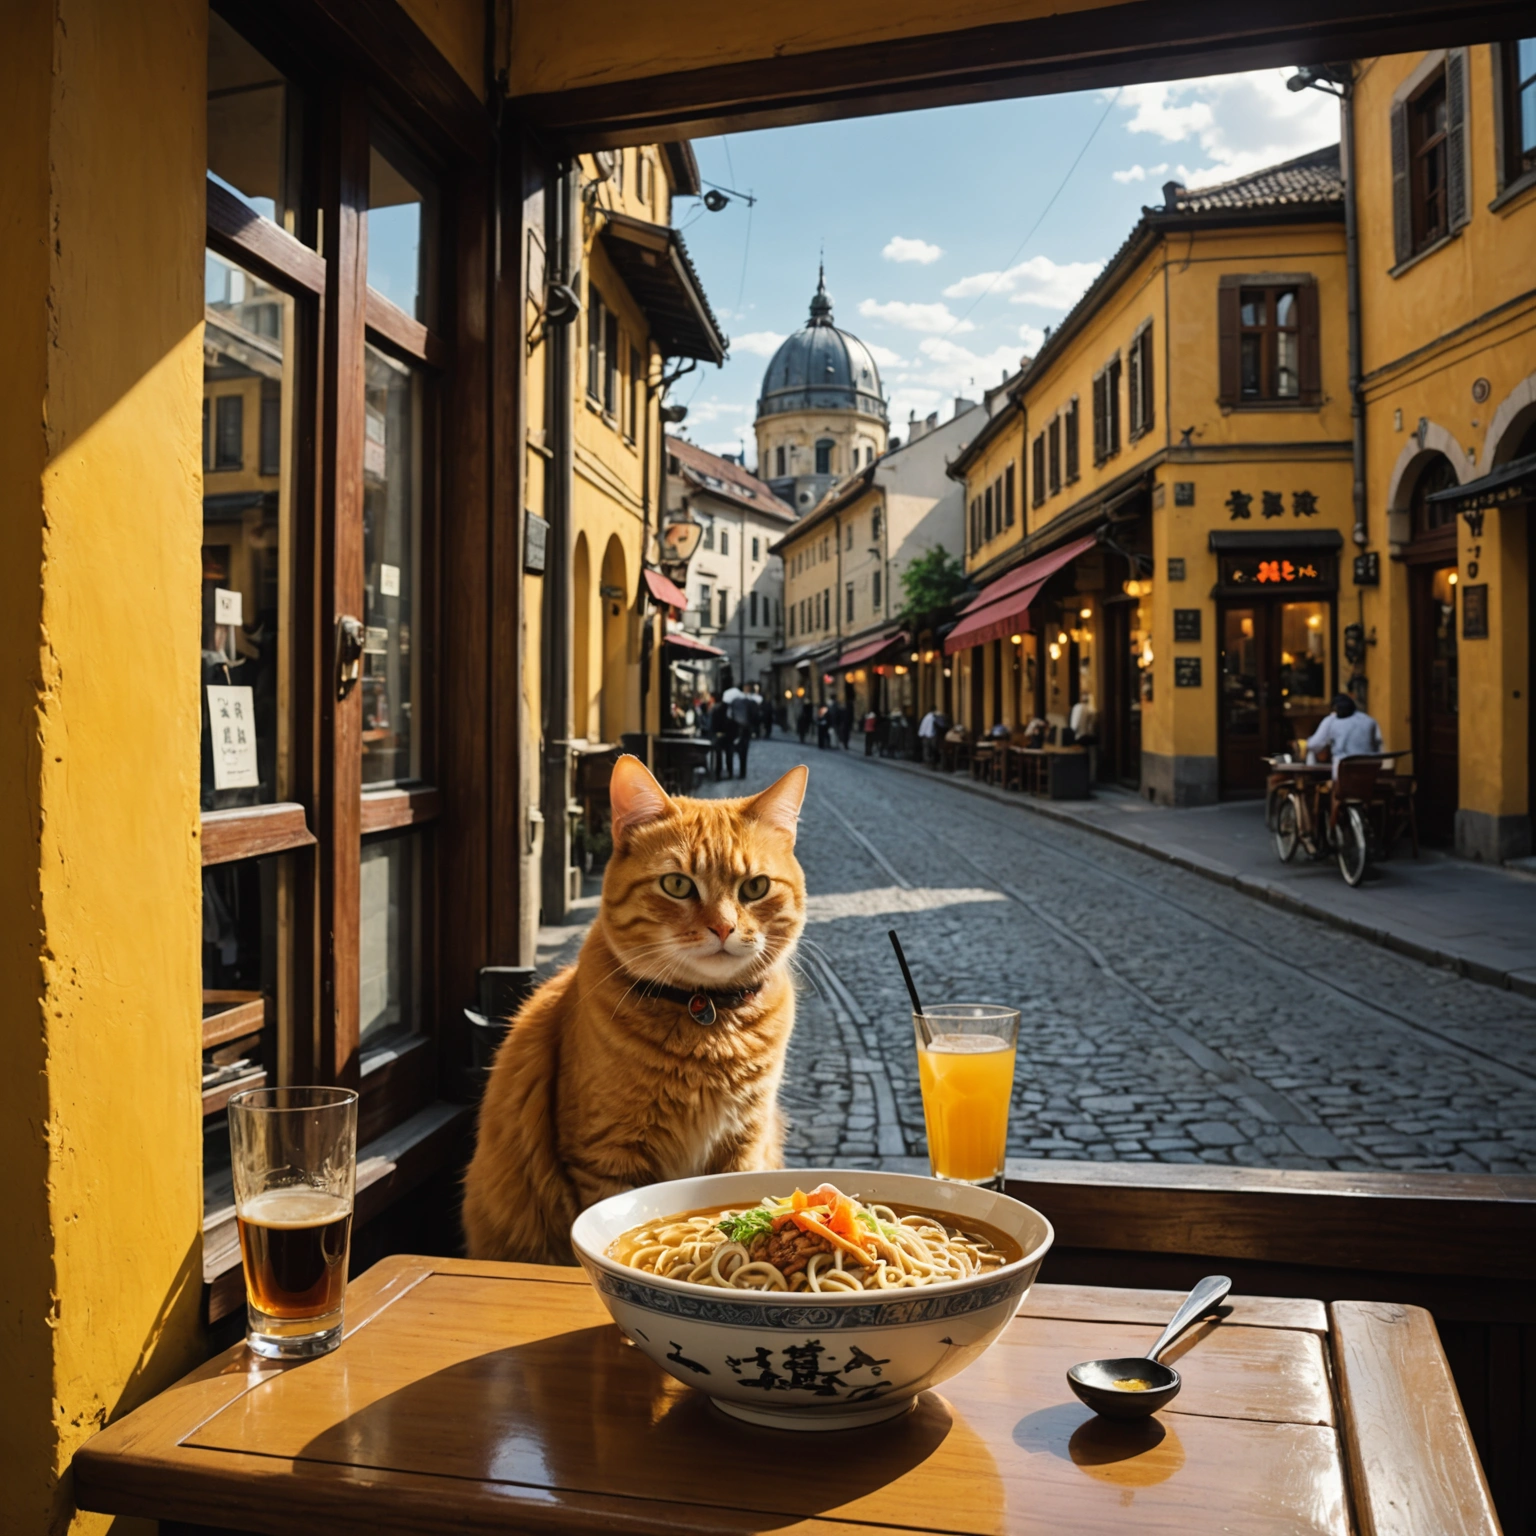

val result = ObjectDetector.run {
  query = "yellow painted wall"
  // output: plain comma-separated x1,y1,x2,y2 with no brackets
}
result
961,414,1026,574
510,0,1121,95
1354,46,1536,845
1,1,207,1530
781,513,843,649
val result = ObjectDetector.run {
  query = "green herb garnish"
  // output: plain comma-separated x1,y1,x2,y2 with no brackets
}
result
855,1212,898,1239
717,1207,775,1243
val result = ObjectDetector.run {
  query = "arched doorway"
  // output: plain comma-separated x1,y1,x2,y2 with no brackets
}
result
1404,453,1460,844
572,532,592,741
599,535,630,744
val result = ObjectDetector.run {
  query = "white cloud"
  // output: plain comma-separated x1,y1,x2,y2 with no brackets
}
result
882,235,944,265
1109,69,1339,188
730,330,786,357
1018,322,1046,354
857,298,973,334
866,342,907,369
1112,161,1170,184
682,398,747,427
942,255,1103,311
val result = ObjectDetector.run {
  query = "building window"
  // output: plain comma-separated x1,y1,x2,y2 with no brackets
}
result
1092,357,1121,463
752,536,760,561
750,591,759,625
871,508,881,539
1048,416,1061,494
702,521,715,550
1498,39,1536,186
775,445,786,477
586,288,604,400
1004,463,1015,527
1243,289,1298,400
846,524,854,550
1127,325,1154,437
845,582,855,622
719,589,729,626
815,439,833,475
214,394,243,469
627,346,642,440
259,381,281,475
873,569,882,608
637,152,651,206
721,530,729,556
1064,399,1079,481
866,446,874,465
1032,434,1046,507
603,308,620,415
698,581,711,620
984,483,994,542
1391,52,1469,264
788,604,795,637
970,496,981,552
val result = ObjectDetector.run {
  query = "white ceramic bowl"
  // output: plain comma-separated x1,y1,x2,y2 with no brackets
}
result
571,1167,1053,1431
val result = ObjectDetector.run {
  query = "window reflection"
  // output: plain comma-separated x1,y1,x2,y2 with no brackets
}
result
359,836,422,1047
207,13,302,234
362,344,422,786
368,131,437,324
1278,602,1329,724
203,251,292,809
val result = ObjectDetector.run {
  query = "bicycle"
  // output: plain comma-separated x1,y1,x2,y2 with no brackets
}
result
1269,754,1402,888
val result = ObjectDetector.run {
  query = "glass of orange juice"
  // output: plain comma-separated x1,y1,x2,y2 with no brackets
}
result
914,1003,1020,1186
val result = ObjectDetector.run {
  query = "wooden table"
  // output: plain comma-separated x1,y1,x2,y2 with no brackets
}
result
75,1257,1498,1536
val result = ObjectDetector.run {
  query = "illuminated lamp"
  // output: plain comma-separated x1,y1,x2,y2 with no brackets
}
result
923,650,935,663
1079,607,1092,619
783,689,793,699
873,665,886,676
1056,631,1068,646
1142,642,1154,665
894,665,908,675
1010,633,1023,645
796,687,806,697
910,651,920,662
823,673,834,684
942,667,952,678
1448,572,1458,585
1123,579,1141,598
1047,643,1061,660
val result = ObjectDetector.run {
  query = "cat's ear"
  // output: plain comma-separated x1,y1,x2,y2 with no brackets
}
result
609,754,674,847
746,765,808,843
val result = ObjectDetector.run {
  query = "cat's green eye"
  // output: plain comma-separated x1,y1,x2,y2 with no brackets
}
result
660,873,696,900
739,874,771,902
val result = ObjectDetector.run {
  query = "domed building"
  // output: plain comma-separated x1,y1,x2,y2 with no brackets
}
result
755,267,889,511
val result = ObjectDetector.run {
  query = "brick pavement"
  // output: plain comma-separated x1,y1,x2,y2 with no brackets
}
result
700,736,1536,1176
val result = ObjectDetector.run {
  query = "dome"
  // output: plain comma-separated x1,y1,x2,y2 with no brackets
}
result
756,269,888,423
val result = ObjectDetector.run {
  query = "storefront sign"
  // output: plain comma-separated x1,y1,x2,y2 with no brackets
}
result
1174,482,1195,506
524,510,549,575
1173,609,1202,642
1174,657,1202,688
1218,552,1336,591
1462,584,1489,639
207,684,259,790
1353,552,1379,586
1167,557,1186,581
1225,489,1320,521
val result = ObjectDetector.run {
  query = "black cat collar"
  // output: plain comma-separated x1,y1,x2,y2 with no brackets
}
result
629,976,763,1026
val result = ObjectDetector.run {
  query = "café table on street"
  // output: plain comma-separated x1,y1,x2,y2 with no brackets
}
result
76,1255,1498,1535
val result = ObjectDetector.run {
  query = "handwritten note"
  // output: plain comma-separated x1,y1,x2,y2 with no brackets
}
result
207,685,259,789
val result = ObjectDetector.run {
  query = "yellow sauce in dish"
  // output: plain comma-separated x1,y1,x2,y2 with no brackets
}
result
1113,1377,1154,1391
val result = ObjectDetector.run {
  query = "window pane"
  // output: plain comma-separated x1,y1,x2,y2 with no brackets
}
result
1240,333,1262,397
202,251,293,810
362,344,423,787
1275,290,1296,327
1278,603,1330,727
1276,331,1299,398
1221,609,1260,739
359,836,422,1047
1240,292,1266,327
368,130,437,325
207,13,301,234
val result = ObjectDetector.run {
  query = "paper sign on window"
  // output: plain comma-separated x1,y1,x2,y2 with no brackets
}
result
214,587,243,627
207,684,260,789
379,563,401,597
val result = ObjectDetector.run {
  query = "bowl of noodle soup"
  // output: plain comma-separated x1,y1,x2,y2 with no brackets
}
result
571,1168,1052,1430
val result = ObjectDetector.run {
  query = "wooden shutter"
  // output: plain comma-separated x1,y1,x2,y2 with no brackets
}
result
1139,328,1155,432
1127,343,1140,437
1217,284,1240,405
1446,48,1469,230
1390,100,1412,265
1297,280,1322,404
1091,373,1104,461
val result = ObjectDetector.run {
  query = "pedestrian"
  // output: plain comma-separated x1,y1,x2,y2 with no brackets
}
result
727,686,754,778
815,704,831,750
1306,692,1383,777
797,700,813,744
863,708,878,757
918,707,939,767
756,684,772,737
709,692,736,779
835,699,854,751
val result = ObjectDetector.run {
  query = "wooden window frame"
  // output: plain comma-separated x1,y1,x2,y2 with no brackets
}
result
1048,415,1061,495
1389,49,1470,268
1493,39,1536,198
1128,322,1154,440
984,482,994,542
1409,70,1450,251
1064,397,1079,482
1031,433,1046,508
1217,275,1321,408
1004,462,1015,527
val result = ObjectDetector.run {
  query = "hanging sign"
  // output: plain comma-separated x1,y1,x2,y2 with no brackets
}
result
214,587,243,627
207,684,259,789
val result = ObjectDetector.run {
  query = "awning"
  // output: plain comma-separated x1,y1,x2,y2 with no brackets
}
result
838,629,908,670
945,532,1099,655
599,213,727,364
642,567,689,609
662,629,725,656
1425,451,1536,516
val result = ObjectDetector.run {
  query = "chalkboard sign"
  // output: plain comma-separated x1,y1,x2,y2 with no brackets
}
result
1174,656,1202,688
1167,557,1186,581
1353,551,1380,587
1462,583,1488,639
1174,481,1195,506
1173,608,1202,642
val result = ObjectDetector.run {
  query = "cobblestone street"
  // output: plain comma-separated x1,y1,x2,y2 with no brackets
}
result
695,737,1536,1175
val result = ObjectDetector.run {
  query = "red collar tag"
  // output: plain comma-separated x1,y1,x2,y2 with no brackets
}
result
687,993,718,1026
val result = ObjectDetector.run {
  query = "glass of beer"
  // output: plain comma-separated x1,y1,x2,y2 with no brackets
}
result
228,1086,358,1359
913,1004,1020,1187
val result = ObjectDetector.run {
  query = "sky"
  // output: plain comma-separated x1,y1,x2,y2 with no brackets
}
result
669,70,1342,464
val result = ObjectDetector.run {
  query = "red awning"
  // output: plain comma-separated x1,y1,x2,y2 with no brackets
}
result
945,532,1100,655
662,630,725,656
642,567,689,609
838,629,908,670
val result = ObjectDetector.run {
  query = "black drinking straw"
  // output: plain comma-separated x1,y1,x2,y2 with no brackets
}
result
888,929,926,1017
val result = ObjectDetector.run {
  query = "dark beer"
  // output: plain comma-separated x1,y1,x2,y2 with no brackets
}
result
237,1189,352,1319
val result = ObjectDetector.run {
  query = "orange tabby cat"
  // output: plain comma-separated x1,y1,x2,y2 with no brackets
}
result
463,755,809,1264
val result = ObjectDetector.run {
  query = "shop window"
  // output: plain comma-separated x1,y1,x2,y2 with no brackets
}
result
359,834,423,1048
1218,278,1320,405
1391,51,1469,263
207,13,304,237
1064,400,1079,481
368,126,438,326
815,439,834,474
1497,40,1536,188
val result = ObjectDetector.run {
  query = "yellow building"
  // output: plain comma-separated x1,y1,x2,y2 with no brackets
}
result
1351,43,1536,857
949,148,1353,804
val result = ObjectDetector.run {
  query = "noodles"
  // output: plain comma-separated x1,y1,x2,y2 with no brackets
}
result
607,1182,1012,1292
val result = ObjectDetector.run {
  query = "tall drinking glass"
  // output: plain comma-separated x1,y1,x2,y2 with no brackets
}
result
228,1086,358,1359
913,1004,1020,1187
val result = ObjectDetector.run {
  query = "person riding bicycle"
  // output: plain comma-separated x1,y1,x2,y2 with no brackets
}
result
1306,693,1382,778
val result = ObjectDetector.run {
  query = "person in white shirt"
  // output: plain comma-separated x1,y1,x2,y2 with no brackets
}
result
1307,693,1382,777
918,709,939,766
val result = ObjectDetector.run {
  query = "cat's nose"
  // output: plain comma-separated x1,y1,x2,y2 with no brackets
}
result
707,918,735,943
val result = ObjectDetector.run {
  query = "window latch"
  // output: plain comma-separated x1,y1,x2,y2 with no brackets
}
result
336,615,365,701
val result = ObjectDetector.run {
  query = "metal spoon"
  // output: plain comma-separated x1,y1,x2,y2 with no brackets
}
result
1066,1274,1232,1419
